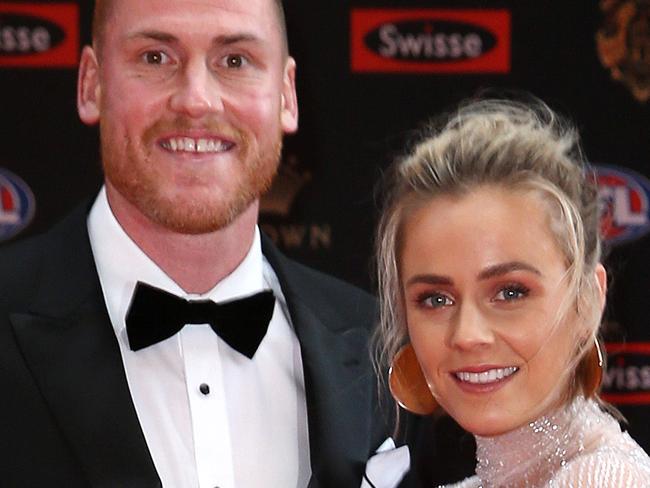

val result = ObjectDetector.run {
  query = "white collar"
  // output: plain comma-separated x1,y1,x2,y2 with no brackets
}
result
87,186,269,335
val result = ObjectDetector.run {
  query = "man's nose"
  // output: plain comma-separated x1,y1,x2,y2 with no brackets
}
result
447,303,494,351
169,61,224,117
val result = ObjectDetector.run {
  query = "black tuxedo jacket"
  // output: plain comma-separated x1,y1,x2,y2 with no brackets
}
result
0,202,393,487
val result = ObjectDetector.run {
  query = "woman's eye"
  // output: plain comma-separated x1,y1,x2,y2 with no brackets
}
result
421,293,453,308
142,51,170,65
494,285,529,302
223,54,247,68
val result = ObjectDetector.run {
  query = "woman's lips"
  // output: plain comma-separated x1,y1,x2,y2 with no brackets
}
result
451,365,520,392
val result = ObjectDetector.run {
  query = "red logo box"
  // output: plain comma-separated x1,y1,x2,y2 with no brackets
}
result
0,2,79,68
602,342,650,405
351,9,511,74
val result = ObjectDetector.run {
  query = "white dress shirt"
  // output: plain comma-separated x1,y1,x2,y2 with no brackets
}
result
87,187,311,488
360,438,410,488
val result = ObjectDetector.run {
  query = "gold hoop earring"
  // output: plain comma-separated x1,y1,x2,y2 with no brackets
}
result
389,344,438,415
584,338,604,398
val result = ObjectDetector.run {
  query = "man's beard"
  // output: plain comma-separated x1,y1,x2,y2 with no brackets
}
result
100,116,282,234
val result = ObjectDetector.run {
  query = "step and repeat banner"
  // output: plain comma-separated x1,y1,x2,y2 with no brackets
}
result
2,0,650,477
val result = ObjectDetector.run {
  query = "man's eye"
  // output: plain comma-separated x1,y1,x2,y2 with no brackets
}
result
142,51,169,65
494,285,529,302
421,293,453,308
224,54,247,69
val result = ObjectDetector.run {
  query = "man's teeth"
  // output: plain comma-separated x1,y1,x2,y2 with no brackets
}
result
162,137,230,153
455,367,519,384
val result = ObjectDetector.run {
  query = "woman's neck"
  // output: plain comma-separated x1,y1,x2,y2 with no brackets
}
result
473,397,592,487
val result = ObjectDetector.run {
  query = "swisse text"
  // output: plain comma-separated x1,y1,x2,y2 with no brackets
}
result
1,26,50,53
0,14,64,56
604,365,650,391
366,21,496,62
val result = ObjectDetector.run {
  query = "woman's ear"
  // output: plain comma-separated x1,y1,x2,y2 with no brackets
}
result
594,263,607,313
77,46,101,125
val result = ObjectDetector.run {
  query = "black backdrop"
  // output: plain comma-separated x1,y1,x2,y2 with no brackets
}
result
2,0,650,477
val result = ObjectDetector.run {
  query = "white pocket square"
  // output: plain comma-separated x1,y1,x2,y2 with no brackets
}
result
361,438,410,488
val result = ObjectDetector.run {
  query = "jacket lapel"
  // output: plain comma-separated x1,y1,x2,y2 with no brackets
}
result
262,235,375,484
9,204,160,487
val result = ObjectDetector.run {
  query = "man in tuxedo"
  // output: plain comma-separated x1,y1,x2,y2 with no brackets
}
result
0,0,392,486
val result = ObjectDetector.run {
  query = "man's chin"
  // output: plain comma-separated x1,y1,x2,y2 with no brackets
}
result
141,194,257,234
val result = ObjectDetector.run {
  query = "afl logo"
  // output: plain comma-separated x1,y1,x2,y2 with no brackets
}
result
0,168,35,242
595,165,650,246
351,9,511,73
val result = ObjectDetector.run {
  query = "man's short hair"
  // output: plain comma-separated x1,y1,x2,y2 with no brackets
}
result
92,0,288,56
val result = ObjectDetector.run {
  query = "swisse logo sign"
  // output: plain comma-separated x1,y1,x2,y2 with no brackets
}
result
595,165,650,246
367,21,494,62
0,3,79,67
351,9,511,73
602,343,650,406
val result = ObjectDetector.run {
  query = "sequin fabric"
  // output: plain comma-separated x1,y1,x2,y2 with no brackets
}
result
440,397,650,487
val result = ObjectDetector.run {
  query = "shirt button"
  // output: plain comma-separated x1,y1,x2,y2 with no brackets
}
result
199,383,210,395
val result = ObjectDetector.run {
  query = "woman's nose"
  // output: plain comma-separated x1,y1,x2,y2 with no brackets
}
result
447,303,494,350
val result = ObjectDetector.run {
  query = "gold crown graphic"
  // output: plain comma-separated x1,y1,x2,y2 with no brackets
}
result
260,155,311,217
596,0,650,102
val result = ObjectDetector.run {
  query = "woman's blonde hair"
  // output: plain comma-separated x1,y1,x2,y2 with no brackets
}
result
375,97,604,404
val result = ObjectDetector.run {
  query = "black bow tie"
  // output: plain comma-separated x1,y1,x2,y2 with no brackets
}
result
125,282,275,358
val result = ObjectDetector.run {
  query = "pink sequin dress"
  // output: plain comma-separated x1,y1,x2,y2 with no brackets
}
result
444,397,650,487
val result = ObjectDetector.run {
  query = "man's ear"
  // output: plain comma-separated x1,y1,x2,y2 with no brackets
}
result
77,46,101,125
280,56,298,134
595,263,607,313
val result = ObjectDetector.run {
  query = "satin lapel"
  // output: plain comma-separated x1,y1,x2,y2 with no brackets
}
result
262,235,373,484
307,475,321,488
9,204,160,488
289,300,372,482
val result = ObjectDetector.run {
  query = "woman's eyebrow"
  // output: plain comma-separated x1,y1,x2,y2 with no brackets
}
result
477,261,542,280
405,273,453,287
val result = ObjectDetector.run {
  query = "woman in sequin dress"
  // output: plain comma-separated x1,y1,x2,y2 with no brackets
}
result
364,98,650,487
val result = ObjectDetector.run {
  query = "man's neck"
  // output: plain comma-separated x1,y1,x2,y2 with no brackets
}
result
106,187,258,295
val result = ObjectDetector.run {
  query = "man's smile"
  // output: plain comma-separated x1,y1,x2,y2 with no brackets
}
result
159,136,236,154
